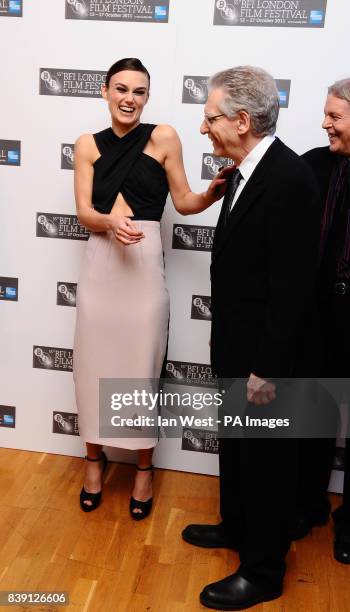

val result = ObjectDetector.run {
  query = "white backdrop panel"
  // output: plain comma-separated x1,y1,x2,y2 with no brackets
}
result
1,0,349,491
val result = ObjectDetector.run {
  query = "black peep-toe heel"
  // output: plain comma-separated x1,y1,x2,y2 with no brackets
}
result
80,451,107,513
129,465,154,521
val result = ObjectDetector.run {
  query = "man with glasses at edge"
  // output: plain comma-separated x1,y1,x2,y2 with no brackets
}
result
181,66,320,610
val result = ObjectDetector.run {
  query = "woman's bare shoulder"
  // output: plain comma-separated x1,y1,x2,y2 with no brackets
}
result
74,133,97,163
75,133,95,149
152,124,180,145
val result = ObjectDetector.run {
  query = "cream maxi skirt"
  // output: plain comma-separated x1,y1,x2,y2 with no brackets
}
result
73,222,169,449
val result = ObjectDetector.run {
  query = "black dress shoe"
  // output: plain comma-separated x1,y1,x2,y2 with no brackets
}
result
200,573,282,610
182,523,237,550
334,533,350,564
290,513,329,541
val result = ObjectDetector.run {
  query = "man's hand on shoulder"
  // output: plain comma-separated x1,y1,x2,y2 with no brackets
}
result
205,164,236,204
247,373,276,405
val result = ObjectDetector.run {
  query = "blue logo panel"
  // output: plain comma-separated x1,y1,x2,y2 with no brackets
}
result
310,10,323,24
155,6,167,20
0,406,16,428
7,150,20,164
278,90,287,105
9,0,21,14
0,277,18,301
5,287,17,298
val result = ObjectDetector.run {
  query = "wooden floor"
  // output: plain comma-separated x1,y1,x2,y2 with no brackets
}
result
0,448,349,612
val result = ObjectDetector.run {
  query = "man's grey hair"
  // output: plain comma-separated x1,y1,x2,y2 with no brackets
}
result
208,66,280,137
328,79,350,105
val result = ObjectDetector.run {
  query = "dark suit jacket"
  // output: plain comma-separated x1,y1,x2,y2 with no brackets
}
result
302,146,342,301
210,137,320,379
302,146,335,198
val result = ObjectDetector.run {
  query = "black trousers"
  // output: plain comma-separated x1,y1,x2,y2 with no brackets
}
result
297,438,335,520
333,440,350,533
219,435,297,589
327,295,350,533
297,294,350,531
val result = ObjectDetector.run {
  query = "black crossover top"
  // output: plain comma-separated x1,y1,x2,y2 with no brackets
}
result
92,123,169,221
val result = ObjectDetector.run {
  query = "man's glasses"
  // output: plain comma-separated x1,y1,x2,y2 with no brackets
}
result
203,113,226,126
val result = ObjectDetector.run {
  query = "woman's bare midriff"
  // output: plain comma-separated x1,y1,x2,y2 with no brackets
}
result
110,192,134,217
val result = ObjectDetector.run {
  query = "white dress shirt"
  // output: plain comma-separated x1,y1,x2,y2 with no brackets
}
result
230,135,275,211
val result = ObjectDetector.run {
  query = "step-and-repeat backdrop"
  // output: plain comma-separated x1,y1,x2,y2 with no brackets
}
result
1,0,349,492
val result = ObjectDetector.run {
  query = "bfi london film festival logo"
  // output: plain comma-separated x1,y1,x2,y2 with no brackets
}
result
0,406,16,428
166,361,214,388
0,140,21,166
182,76,209,104
36,213,90,241
53,411,79,436
213,0,327,28
191,295,212,321
182,76,290,107
39,68,106,98
57,282,77,307
61,144,74,169
0,277,18,301
202,153,234,180
65,0,170,22
182,428,219,454
172,224,215,252
0,0,22,17
33,346,73,372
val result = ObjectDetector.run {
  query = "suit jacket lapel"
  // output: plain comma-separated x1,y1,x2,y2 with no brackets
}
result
212,138,284,264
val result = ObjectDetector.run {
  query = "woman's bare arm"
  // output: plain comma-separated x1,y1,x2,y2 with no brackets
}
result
153,125,233,215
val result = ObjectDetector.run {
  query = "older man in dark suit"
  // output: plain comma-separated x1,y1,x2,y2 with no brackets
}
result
182,66,320,610
297,79,350,565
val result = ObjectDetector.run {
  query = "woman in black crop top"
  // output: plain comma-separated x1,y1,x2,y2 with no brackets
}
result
73,58,231,519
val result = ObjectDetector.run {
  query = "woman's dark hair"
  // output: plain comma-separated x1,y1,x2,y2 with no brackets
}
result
105,58,150,89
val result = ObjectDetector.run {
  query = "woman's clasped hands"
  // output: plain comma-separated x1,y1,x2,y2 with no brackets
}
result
109,212,145,245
